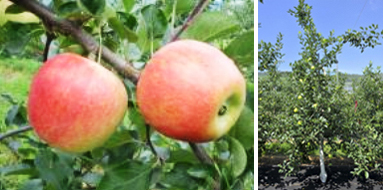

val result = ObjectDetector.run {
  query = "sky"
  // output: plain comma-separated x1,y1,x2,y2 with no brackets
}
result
258,0,383,74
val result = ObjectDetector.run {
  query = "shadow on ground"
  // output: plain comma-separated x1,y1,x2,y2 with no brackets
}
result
259,165,383,190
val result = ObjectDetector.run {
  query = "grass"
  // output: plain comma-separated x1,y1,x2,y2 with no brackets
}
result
0,57,40,189
0,57,40,130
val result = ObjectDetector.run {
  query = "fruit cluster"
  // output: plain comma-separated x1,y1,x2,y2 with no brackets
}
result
27,40,246,153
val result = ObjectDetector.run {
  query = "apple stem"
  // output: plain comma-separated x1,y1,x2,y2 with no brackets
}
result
0,125,32,141
43,31,56,62
146,125,165,164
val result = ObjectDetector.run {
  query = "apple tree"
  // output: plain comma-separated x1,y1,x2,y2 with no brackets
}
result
258,33,293,156
343,63,383,179
259,0,383,181
0,0,254,189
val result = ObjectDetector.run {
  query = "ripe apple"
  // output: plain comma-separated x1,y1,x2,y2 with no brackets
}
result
136,40,246,142
28,53,128,153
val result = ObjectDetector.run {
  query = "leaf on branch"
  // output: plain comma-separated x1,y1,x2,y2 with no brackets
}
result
128,108,147,141
229,137,247,178
34,150,75,190
117,12,138,29
164,0,196,18
104,143,137,165
159,163,200,189
102,129,134,148
5,104,28,127
0,163,37,176
225,30,254,66
122,0,135,13
98,161,151,190
57,1,82,18
229,107,254,150
167,149,199,164
1,93,18,104
107,17,138,42
5,3,25,14
181,11,240,42
187,165,210,179
141,5,168,39
80,0,106,15
246,82,254,111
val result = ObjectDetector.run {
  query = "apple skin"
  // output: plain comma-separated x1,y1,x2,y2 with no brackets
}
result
136,40,246,142
28,53,127,153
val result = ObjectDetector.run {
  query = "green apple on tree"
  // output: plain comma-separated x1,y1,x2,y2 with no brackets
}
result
136,40,246,142
27,53,128,153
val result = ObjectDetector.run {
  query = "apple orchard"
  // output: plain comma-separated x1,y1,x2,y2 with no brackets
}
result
0,0,254,189
259,0,383,184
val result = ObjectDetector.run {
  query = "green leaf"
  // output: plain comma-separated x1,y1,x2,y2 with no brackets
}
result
1,93,18,104
19,179,43,190
97,161,151,190
103,129,134,148
225,30,254,65
0,163,37,176
187,165,209,178
246,82,254,111
141,5,168,39
34,150,75,190
229,137,247,178
181,11,240,42
136,21,162,53
5,104,27,126
117,12,138,29
160,163,199,189
107,17,138,42
229,107,254,150
122,0,135,13
5,4,25,14
57,1,82,18
123,78,137,103
103,35,119,52
128,108,147,140
80,0,105,15
105,143,137,165
164,0,196,17
167,149,199,164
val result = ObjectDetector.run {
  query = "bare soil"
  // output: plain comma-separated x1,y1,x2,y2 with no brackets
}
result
258,156,383,190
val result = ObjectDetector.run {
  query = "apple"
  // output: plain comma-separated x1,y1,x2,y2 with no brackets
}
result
27,53,128,153
136,40,246,142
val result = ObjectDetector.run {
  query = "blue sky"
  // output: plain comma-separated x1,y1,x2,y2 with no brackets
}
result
258,0,383,74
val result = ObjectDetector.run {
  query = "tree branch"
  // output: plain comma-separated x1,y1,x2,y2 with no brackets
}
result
189,142,221,190
170,0,210,41
0,126,32,141
9,0,140,84
189,142,214,165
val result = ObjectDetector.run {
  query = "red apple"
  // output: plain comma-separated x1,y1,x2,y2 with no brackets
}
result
28,53,128,153
136,40,246,142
